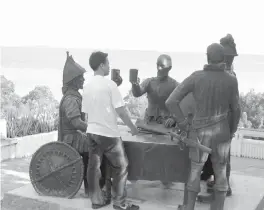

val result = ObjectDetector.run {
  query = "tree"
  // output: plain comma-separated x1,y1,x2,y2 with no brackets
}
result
22,86,58,104
1,75,21,117
123,89,147,118
238,112,252,128
1,79,59,137
1,75,15,95
21,86,59,126
239,89,264,129
21,86,58,112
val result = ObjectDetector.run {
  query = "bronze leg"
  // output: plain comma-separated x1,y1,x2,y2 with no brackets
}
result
226,148,232,196
209,138,230,210
184,161,205,210
210,162,228,210
81,152,89,196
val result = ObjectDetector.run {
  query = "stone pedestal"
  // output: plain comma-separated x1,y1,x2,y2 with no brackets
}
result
2,174,264,210
1,139,17,162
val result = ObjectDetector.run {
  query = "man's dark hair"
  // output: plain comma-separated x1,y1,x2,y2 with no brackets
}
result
89,51,108,71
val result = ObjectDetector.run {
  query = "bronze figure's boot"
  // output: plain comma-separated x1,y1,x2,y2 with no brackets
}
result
210,191,227,210
83,178,89,197
226,154,232,196
184,191,198,210
81,153,89,198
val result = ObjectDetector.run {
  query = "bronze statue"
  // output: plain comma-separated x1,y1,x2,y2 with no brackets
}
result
130,54,179,188
221,34,238,72
58,52,90,196
30,52,90,198
200,34,240,200
223,34,240,197
131,54,179,128
166,43,241,210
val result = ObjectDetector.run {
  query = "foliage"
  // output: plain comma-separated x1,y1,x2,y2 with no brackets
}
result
2,74,264,139
1,75,59,138
239,89,264,129
21,86,57,103
238,112,252,128
123,85,148,119
0,76,21,113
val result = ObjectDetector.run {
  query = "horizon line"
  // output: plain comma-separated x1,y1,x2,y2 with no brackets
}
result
1,45,264,56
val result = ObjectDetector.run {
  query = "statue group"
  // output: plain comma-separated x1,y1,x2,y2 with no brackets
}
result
30,34,240,210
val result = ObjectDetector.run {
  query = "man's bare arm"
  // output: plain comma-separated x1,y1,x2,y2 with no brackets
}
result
115,106,138,133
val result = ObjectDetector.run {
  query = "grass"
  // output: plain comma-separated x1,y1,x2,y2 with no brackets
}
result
3,104,58,138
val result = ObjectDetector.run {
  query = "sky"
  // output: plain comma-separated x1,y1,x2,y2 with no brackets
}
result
0,0,264,54
1,0,264,101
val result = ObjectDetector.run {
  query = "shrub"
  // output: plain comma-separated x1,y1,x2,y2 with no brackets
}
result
5,104,58,138
1,75,59,138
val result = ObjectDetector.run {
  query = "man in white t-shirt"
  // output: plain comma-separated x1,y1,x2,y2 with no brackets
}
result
82,51,139,210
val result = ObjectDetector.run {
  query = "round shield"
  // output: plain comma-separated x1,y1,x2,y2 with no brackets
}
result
29,141,84,199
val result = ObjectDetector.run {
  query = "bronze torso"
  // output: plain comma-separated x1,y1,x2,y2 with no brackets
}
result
58,89,89,154
143,76,179,121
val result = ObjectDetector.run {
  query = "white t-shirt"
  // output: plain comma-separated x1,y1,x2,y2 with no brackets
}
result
82,75,125,137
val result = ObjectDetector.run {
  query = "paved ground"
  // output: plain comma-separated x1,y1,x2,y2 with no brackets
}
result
1,156,264,208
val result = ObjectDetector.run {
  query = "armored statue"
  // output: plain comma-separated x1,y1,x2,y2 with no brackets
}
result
29,52,89,198
166,43,241,210
58,52,90,196
131,54,179,128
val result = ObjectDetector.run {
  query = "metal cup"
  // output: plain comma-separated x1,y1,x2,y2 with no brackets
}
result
111,69,120,81
129,69,138,83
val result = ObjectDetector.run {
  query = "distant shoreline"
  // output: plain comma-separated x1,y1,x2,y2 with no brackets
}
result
1,46,264,101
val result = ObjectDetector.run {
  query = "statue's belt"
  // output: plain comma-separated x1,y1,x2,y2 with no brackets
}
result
61,129,79,135
192,113,228,129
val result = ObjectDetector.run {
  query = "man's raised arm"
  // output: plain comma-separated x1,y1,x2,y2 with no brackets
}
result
111,83,138,135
